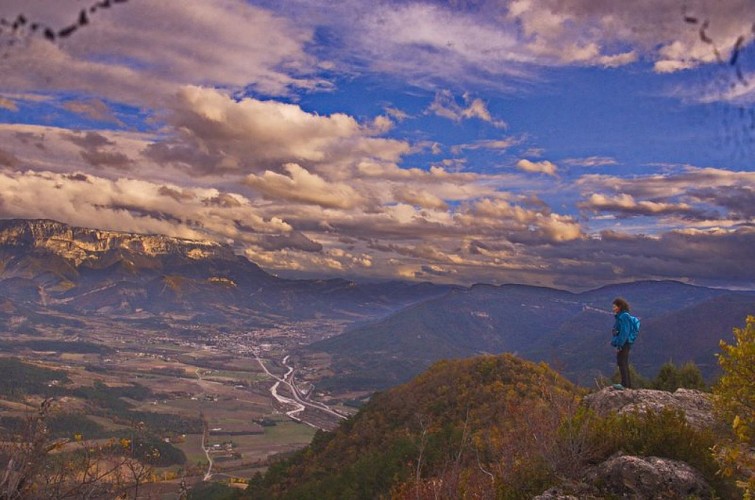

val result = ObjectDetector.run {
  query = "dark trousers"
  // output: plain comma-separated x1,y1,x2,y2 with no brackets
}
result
617,344,631,388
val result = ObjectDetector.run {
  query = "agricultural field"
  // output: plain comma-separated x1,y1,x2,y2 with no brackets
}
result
0,319,342,492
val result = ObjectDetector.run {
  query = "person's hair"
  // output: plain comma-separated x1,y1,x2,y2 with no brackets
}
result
613,297,630,312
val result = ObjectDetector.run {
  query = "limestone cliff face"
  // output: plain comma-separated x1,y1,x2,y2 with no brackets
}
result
0,219,235,266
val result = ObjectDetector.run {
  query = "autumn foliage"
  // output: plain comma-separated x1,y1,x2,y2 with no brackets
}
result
246,354,583,499
713,315,755,498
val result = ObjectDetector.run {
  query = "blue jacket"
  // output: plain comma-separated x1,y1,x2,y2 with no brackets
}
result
611,311,634,349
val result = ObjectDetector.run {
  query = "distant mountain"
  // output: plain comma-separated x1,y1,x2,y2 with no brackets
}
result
309,281,754,389
0,219,451,329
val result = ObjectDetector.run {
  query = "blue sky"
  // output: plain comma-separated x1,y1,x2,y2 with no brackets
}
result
0,0,753,290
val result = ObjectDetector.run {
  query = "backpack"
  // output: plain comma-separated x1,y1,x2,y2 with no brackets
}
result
627,314,640,343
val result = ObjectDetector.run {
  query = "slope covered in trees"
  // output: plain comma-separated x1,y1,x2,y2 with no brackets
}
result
245,354,584,498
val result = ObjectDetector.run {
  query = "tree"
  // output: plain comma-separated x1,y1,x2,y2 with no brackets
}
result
652,361,706,392
0,399,157,499
713,315,755,498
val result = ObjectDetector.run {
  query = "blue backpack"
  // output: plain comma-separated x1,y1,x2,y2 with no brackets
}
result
628,314,640,343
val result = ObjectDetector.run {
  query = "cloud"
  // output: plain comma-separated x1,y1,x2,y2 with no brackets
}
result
0,170,291,243
562,156,618,167
429,90,507,128
0,97,17,111
64,131,133,170
506,0,754,72
63,98,123,125
451,137,522,154
516,159,558,176
385,107,409,122
579,193,698,217
0,148,19,167
144,86,410,175
244,163,365,209
256,231,323,252
392,186,449,210
258,0,753,92
691,72,755,104
0,0,322,107
466,198,584,242
689,186,755,220
65,131,114,149
576,166,755,225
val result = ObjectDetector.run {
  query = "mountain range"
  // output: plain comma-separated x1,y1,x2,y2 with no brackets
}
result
309,281,754,388
0,219,450,331
1,218,752,389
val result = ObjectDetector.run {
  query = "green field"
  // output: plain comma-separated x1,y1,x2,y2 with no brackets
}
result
178,433,209,466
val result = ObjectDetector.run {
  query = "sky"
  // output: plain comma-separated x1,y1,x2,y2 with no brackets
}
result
0,0,754,290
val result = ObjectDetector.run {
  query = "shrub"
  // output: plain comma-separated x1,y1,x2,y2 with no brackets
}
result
652,361,707,392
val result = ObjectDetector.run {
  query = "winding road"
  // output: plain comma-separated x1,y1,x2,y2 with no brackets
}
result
254,353,346,429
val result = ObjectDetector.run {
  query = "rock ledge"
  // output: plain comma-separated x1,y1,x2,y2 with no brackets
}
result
582,387,716,430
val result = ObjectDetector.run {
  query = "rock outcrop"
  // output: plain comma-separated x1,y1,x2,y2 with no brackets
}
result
537,387,720,499
584,454,713,499
582,386,716,430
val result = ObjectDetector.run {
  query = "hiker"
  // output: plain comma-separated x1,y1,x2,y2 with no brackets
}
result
611,297,635,389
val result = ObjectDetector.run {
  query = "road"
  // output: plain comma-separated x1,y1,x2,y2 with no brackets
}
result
254,353,346,429
201,425,214,481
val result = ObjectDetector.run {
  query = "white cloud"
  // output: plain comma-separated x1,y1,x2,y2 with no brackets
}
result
0,0,321,107
562,156,618,167
244,163,364,209
516,159,558,176
576,166,755,226
580,193,693,215
392,186,449,210
147,86,410,175
506,0,754,72
262,0,753,88
452,137,522,154
0,169,290,240
428,90,507,128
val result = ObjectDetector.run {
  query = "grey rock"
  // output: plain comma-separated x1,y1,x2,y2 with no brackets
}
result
584,454,713,499
531,488,579,500
582,387,716,430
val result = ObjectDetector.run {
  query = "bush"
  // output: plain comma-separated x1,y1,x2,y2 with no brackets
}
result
652,362,707,392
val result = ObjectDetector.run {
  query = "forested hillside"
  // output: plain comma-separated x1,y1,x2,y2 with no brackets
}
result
246,354,582,498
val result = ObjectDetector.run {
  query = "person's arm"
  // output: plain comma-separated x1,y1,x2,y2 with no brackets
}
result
612,313,632,348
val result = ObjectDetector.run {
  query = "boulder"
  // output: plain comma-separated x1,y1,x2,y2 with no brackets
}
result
582,387,716,430
584,454,713,499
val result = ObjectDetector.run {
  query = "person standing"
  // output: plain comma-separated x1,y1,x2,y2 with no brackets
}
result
611,297,634,389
